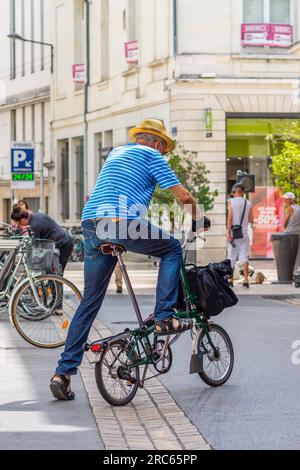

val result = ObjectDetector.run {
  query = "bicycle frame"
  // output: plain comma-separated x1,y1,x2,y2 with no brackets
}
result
0,236,57,323
87,244,220,385
0,244,26,304
7,260,59,325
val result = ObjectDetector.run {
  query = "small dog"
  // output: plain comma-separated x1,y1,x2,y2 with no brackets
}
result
255,272,266,284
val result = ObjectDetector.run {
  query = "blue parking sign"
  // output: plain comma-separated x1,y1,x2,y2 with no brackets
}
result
11,142,35,173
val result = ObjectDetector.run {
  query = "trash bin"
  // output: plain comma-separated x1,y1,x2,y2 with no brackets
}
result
271,233,299,283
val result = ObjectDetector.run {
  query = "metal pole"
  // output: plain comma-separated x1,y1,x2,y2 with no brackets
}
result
50,45,54,74
173,0,178,56
8,36,54,74
10,187,15,214
39,142,44,213
10,141,15,212
84,0,90,202
116,251,144,329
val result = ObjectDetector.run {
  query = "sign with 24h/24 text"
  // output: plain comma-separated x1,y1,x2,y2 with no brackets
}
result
11,142,35,189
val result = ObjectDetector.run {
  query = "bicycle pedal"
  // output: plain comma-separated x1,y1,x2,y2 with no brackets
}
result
126,376,137,385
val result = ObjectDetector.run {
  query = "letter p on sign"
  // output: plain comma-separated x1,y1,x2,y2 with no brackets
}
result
13,150,27,169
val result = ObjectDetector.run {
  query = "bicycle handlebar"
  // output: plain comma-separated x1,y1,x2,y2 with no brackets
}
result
0,221,12,228
192,216,211,233
182,216,211,251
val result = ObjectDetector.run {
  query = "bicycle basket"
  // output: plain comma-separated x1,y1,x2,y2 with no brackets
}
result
26,239,55,271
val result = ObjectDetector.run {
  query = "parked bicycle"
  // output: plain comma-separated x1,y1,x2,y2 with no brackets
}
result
63,226,84,262
85,230,235,406
0,222,82,348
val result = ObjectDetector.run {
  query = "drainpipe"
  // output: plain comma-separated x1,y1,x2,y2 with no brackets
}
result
173,0,178,56
84,0,90,202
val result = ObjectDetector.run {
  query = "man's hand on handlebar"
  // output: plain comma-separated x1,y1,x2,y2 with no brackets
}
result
184,216,211,247
192,216,211,233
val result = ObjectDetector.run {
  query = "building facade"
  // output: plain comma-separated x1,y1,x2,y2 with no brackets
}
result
0,0,52,221
51,0,300,262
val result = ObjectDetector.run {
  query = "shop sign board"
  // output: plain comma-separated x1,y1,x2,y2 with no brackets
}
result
241,23,293,48
72,64,85,83
124,41,139,64
205,109,213,138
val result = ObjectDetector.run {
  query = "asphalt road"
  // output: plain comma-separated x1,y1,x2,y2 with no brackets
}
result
99,294,300,450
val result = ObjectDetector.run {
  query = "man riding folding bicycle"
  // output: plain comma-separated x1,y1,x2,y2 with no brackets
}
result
50,119,210,401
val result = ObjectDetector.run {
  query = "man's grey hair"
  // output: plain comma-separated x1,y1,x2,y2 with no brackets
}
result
135,132,166,147
232,183,245,193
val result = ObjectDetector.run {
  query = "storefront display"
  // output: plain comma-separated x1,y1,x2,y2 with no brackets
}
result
227,117,299,259
250,186,284,257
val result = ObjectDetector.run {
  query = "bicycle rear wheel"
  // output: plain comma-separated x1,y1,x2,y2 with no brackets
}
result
10,274,82,348
95,340,139,406
196,323,234,387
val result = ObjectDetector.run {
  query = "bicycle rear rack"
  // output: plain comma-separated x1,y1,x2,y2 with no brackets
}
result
84,329,131,352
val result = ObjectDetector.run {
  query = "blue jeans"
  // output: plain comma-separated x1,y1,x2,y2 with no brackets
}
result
55,218,182,376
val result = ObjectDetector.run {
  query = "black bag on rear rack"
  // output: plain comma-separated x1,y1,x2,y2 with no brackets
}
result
176,259,238,317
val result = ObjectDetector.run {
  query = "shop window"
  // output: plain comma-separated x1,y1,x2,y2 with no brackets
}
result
270,0,290,24
128,0,137,41
74,0,85,90
95,130,113,177
227,117,300,259
243,0,264,23
4,199,12,224
21,198,40,213
126,0,138,69
101,0,109,81
243,0,291,23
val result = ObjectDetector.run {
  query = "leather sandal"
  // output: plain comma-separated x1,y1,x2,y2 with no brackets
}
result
143,313,155,327
154,316,193,336
50,375,75,401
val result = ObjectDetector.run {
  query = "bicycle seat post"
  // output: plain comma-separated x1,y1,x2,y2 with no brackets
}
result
114,248,144,329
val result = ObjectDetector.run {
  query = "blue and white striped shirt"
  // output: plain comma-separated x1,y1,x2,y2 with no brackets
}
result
82,143,180,221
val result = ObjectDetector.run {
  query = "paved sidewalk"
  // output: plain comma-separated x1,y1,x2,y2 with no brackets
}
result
0,315,103,450
65,260,300,297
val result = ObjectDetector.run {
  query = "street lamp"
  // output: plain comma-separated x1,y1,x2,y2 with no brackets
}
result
7,33,54,74
7,33,54,213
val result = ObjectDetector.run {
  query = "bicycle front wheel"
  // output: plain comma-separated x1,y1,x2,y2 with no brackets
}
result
11,274,82,348
196,323,234,387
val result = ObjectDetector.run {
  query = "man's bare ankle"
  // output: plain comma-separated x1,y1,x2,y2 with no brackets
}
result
53,374,71,381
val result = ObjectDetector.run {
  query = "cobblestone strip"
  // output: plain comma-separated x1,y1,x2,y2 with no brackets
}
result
80,319,210,451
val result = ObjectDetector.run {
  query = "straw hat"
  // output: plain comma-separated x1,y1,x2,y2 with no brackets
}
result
129,119,175,153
